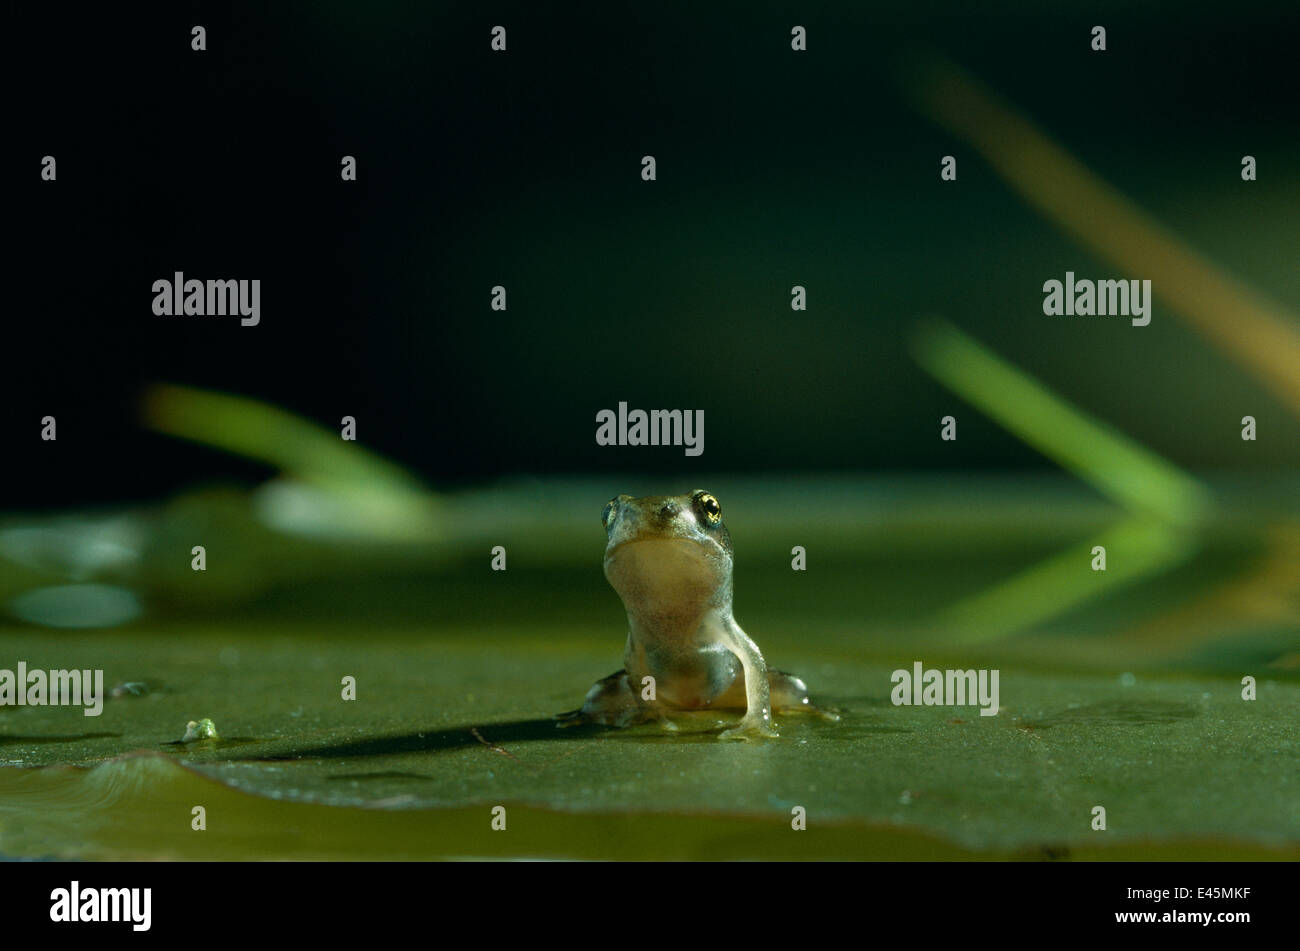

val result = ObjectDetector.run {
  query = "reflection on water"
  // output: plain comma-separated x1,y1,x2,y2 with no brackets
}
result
9,584,141,629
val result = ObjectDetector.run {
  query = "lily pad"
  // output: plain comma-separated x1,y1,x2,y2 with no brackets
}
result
0,476,1297,860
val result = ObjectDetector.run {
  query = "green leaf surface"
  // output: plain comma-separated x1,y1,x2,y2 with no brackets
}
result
1,477,1296,860
1,626,1295,860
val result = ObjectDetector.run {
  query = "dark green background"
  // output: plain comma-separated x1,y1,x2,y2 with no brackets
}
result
12,0,1299,506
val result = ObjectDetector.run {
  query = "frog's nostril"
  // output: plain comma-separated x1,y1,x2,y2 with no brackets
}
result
659,501,679,518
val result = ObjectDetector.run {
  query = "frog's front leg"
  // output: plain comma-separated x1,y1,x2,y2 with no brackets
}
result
716,617,780,740
555,670,663,729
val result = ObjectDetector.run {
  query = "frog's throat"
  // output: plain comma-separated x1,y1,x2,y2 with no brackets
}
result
604,538,729,617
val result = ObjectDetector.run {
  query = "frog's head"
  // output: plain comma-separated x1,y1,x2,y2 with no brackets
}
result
601,491,734,615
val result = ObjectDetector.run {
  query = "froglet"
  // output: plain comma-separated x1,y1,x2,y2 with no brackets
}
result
557,490,836,740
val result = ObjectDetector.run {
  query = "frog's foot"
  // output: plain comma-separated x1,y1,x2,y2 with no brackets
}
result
553,708,590,728
719,714,780,741
652,710,680,731
770,669,841,722
555,670,656,730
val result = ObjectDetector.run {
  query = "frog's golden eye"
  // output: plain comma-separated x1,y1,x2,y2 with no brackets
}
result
695,492,722,524
601,499,617,528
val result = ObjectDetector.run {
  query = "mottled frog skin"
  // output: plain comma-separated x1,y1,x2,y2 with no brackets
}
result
556,490,835,740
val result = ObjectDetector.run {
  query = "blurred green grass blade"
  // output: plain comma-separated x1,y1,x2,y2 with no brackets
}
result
941,516,1193,643
142,383,442,540
142,383,424,496
912,320,1212,526
896,50,1300,421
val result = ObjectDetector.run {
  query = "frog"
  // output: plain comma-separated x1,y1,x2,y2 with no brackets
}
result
556,489,836,740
